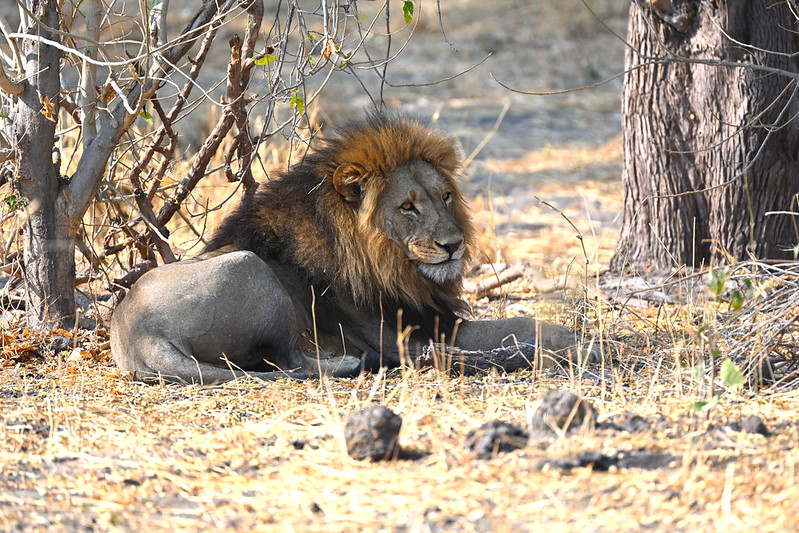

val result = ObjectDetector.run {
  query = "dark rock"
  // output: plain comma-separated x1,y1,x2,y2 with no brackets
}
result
344,406,402,461
740,415,770,436
48,335,73,354
600,411,655,433
464,420,529,458
529,390,597,435
542,449,676,471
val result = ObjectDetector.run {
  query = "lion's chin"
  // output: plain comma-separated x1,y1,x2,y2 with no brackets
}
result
416,259,464,285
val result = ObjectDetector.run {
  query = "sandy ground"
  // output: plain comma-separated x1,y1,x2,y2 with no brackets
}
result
303,0,629,274
18,3,799,533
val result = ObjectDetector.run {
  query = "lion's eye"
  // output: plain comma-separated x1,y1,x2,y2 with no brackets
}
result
400,201,416,213
442,192,452,203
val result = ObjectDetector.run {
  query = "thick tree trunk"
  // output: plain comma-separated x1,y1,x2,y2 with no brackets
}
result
610,1,799,273
13,1,75,327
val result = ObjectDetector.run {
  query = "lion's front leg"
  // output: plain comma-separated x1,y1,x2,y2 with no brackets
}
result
452,317,601,368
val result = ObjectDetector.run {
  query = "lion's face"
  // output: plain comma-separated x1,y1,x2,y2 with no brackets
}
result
375,161,467,285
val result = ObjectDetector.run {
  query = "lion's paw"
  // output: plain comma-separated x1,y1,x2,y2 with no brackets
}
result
532,323,609,367
301,353,362,377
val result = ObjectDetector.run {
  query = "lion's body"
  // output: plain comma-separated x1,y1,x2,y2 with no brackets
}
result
111,114,595,384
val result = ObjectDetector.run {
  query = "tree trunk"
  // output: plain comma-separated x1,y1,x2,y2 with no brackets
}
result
13,1,75,327
610,1,799,274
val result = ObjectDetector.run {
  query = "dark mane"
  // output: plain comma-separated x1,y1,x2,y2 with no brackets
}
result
203,113,474,327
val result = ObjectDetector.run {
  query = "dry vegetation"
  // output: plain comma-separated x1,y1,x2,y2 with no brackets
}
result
2,274,799,531
2,219,799,530
2,0,799,531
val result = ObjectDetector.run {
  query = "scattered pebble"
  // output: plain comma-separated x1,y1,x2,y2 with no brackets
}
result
542,449,676,472
344,406,402,461
740,415,770,436
464,420,529,458
528,390,597,435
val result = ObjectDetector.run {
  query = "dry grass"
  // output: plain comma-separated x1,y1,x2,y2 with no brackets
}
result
3,1,799,530
2,252,799,531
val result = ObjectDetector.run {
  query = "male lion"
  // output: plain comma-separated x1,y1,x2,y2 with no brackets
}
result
111,113,599,383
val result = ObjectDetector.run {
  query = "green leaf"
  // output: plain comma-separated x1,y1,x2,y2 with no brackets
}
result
691,396,719,413
254,54,276,66
290,93,305,115
729,289,744,312
403,1,414,23
708,269,726,298
720,358,744,388
139,109,153,124
4,194,27,211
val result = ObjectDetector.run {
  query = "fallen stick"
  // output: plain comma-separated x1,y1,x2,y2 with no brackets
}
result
462,264,525,297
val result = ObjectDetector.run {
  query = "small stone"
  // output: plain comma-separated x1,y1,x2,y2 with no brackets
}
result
344,406,402,461
529,390,597,435
740,415,770,436
464,420,528,458
49,335,73,354
601,411,652,433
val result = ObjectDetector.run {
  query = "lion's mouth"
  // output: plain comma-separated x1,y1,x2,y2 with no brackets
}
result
416,258,464,284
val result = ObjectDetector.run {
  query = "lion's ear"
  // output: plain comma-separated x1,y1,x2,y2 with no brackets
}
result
333,162,367,207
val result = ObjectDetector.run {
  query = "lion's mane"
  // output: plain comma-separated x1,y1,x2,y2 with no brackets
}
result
204,113,475,318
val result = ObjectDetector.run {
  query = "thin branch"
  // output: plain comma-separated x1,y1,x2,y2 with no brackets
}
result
386,54,490,88
435,0,458,52
66,0,236,229
79,0,100,147
653,82,799,199
462,100,509,171
0,62,22,95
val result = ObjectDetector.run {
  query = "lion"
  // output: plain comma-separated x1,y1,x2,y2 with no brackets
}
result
110,113,599,383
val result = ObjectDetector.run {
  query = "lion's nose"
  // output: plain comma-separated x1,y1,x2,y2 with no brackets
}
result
436,238,464,256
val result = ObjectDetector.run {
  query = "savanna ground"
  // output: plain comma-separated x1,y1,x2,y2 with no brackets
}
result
2,1,799,530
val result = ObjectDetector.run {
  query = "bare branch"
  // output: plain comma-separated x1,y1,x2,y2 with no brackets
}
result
0,62,22,95
79,0,100,146
66,0,236,229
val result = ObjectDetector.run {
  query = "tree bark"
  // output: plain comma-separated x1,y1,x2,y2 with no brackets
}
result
7,1,230,328
611,0,799,274
13,0,75,327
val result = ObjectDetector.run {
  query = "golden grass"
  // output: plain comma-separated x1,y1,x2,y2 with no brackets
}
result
4,134,799,530
4,2,797,528
2,273,799,531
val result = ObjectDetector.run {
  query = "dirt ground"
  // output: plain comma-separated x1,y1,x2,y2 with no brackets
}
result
3,1,799,531
310,0,628,276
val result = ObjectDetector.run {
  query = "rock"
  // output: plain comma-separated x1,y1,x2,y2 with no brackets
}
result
344,406,402,461
48,335,73,354
529,390,597,435
600,411,653,433
740,415,770,436
542,449,676,471
464,420,529,458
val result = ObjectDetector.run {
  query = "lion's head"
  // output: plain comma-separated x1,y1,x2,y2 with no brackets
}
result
205,113,475,314
305,113,475,312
